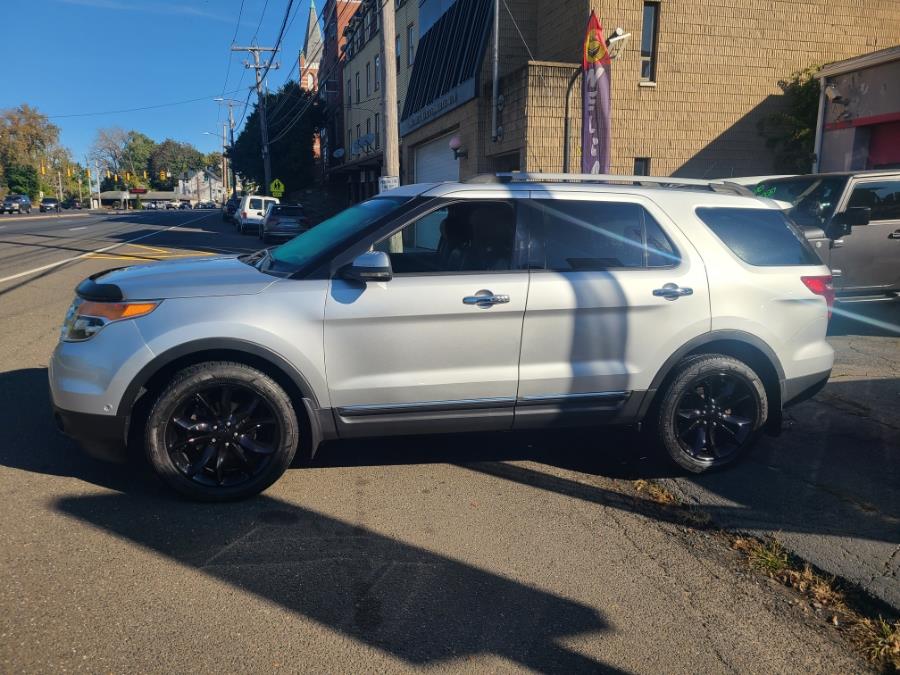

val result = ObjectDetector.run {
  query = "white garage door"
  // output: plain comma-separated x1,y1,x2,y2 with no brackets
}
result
414,133,460,183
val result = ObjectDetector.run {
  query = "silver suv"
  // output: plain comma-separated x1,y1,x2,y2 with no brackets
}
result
50,174,835,501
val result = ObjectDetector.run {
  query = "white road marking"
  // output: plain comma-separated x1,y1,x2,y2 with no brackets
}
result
68,226,87,231
0,212,218,285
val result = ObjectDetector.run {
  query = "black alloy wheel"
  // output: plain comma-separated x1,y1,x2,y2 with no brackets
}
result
146,362,299,500
673,371,757,463
164,383,281,488
655,354,767,473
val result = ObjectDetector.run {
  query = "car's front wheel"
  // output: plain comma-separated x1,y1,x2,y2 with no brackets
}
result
654,354,767,473
145,361,299,501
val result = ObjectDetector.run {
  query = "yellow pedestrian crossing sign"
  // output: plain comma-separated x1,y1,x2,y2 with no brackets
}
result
270,178,285,198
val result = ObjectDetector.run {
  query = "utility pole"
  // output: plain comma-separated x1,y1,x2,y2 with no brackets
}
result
379,1,399,188
232,46,279,195
56,169,63,205
379,0,402,251
222,122,229,198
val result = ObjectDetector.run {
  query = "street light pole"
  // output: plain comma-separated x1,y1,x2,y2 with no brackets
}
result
215,97,243,198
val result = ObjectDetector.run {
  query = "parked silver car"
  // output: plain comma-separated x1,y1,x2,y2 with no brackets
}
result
50,174,835,501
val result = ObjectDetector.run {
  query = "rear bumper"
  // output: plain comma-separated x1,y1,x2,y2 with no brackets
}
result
782,369,830,408
52,404,128,462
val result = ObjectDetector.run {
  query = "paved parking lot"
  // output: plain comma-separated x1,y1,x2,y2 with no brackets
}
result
0,209,896,672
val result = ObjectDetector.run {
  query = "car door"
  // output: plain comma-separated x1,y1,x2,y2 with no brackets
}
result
324,197,530,437
830,177,900,293
514,191,710,428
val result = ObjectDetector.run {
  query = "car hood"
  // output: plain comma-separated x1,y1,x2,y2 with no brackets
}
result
82,255,277,300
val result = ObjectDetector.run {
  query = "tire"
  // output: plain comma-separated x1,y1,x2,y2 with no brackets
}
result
654,354,767,473
145,361,300,501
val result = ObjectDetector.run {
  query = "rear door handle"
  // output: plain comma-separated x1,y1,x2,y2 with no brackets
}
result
653,283,693,300
889,230,900,239
463,290,510,307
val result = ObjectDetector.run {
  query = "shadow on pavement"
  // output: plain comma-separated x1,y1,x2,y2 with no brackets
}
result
828,302,900,337
54,492,624,672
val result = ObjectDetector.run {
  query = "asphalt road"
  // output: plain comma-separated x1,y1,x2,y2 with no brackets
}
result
0,209,891,672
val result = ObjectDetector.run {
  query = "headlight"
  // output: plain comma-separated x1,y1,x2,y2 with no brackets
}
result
61,298,160,342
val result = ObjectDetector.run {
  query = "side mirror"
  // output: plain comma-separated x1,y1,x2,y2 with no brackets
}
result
341,250,393,283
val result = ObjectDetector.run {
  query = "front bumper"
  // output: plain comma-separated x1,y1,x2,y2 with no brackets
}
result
52,404,128,462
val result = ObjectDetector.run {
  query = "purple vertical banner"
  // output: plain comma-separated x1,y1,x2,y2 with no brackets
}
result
581,10,611,174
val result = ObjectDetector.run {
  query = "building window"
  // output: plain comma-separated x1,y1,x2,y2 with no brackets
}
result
366,62,371,96
355,72,360,103
364,10,371,41
641,2,660,81
374,112,380,148
634,157,651,176
396,34,401,72
356,124,361,140
374,55,381,91
366,118,371,143
346,78,351,106
407,24,415,66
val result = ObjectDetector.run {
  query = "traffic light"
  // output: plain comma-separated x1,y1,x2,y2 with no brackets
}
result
159,170,166,180
143,170,148,180
86,168,91,179
40,162,46,176
66,167,72,178
106,169,111,179
114,173,119,182
125,171,131,181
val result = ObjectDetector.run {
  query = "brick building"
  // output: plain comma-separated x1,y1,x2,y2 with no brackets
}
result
396,0,900,183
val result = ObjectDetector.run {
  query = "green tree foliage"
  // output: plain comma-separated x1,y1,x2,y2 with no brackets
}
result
6,164,39,198
230,83,321,194
758,66,821,174
149,139,205,189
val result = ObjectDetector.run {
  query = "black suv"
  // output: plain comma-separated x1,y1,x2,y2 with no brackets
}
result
40,197,60,212
753,171,900,303
222,195,241,222
2,194,32,214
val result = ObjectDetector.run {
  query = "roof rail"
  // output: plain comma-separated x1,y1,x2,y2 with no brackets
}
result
488,172,754,196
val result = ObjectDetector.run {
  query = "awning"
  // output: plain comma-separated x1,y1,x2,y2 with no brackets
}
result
399,0,492,136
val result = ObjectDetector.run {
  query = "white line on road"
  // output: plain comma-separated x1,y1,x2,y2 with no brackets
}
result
68,226,88,231
0,212,218,285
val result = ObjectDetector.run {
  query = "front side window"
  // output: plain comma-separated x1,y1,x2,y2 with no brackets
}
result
696,207,821,266
375,201,520,274
641,2,660,81
847,180,900,221
522,200,679,270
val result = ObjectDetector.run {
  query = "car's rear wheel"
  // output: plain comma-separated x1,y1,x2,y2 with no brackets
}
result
145,361,299,501
655,354,767,473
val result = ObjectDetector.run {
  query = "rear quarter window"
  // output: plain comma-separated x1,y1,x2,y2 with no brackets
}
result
696,207,821,266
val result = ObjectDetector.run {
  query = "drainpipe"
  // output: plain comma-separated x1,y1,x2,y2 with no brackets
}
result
491,0,499,142
563,68,581,173
812,75,827,172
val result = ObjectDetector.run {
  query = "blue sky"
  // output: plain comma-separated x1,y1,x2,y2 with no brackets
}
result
1,0,313,162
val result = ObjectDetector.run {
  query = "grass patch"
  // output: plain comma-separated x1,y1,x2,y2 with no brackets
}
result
851,617,900,671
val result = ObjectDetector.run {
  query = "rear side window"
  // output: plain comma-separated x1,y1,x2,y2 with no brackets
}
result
696,207,821,266
249,198,263,210
275,206,305,216
522,199,680,270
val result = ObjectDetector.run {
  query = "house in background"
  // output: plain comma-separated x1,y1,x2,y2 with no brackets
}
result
815,46,900,172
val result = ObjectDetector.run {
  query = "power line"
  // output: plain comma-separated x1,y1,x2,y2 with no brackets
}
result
48,90,242,119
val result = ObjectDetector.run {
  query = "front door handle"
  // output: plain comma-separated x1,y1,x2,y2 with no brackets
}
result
653,283,693,300
889,229,900,239
463,289,510,307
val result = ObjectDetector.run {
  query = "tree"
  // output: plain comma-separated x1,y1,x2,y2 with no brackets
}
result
758,66,821,174
0,104,59,170
230,82,321,194
6,164,39,198
149,139,204,189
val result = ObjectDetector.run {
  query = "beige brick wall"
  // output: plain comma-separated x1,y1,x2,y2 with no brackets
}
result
401,0,900,180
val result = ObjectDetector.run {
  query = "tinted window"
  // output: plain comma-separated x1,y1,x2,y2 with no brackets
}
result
847,180,900,221
274,206,305,216
523,200,679,270
375,201,519,274
696,207,821,266
754,176,849,228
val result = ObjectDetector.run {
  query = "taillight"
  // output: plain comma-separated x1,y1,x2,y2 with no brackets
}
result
241,211,247,218
801,275,835,319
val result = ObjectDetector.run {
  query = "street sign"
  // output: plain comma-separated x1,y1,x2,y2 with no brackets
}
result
270,178,285,198
379,176,399,193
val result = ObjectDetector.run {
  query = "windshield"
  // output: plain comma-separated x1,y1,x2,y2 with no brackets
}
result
264,196,411,274
753,176,849,228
